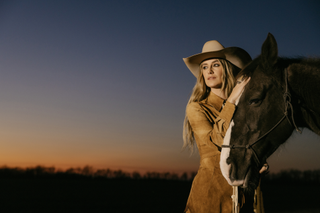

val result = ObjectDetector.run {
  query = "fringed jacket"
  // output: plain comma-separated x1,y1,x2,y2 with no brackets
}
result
185,92,263,213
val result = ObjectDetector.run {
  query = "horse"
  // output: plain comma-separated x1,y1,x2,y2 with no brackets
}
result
219,33,320,191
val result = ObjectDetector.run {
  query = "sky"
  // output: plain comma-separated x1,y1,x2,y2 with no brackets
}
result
0,0,319,174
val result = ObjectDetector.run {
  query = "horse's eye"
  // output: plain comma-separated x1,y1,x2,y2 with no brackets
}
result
249,99,261,105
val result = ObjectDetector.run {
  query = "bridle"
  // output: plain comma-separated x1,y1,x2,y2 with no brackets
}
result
221,68,301,166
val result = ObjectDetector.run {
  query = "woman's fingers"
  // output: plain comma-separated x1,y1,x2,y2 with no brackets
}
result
234,77,250,95
259,163,269,174
227,77,251,104
237,76,251,86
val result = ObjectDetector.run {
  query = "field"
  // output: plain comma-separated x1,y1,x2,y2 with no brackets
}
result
1,178,320,213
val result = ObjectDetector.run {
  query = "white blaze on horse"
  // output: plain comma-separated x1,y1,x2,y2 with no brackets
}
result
220,33,320,191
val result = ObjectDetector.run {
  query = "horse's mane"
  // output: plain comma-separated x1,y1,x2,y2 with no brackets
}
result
238,55,320,98
288,57,320,110
237,56,307,78
236,56,260,79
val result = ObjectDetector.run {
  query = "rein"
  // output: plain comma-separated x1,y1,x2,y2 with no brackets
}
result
222,68,301,166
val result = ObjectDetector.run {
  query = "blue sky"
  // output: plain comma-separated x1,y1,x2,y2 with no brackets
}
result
0,0,319,173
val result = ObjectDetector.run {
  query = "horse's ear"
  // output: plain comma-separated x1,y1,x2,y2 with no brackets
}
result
260,33,278,71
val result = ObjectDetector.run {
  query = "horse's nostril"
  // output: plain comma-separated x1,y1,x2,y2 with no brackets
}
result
226,157,232,165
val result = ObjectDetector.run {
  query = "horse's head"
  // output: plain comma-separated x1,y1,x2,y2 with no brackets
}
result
220,33,297,191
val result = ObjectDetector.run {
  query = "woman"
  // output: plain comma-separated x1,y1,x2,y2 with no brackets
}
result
182,40,267,213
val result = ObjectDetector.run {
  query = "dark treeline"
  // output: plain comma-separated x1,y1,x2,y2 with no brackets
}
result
0,165,197,181
1,165,320,184
1,166,320,213
263,169,320,185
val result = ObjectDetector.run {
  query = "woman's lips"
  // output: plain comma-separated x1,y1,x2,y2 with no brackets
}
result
208,77,216,80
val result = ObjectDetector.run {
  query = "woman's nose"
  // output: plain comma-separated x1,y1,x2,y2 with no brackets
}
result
208,66,214,73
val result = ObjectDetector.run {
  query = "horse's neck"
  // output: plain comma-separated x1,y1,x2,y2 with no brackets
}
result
287,59,320,134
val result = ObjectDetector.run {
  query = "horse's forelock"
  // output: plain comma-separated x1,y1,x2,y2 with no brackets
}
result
236,57,260,80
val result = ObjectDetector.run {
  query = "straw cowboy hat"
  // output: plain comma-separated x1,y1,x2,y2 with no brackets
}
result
183,40,252,77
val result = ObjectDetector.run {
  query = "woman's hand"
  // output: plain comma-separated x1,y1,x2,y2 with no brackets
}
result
227,76,251,105
259,163,269,174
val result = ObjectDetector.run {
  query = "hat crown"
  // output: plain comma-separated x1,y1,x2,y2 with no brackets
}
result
183,40,252,78
202,40,225,53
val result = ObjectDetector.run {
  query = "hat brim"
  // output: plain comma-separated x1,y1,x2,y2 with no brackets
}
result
183,47,251,77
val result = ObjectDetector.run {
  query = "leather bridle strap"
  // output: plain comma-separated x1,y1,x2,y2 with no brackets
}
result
283,68,301,133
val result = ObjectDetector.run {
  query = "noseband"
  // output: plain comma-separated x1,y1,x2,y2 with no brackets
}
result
222,68,301,166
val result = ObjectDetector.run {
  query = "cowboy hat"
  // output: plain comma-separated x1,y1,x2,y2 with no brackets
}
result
183,40,252,77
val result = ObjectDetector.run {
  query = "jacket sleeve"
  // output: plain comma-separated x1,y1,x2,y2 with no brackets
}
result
186,101,236,147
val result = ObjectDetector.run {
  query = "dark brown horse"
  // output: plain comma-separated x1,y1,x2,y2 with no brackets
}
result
220,33,320,191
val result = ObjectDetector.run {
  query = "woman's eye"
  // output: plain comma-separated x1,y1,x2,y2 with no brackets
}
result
213,63,220,67
202,66,208,70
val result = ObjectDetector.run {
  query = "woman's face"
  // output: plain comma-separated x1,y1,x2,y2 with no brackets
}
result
200,59,223,89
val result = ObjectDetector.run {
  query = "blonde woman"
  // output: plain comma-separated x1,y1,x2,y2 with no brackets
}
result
182,40,266,213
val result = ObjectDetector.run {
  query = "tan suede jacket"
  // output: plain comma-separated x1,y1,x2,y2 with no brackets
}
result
186,92,235,160
185,92,263,213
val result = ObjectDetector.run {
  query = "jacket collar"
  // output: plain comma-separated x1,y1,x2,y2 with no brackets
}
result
204,91,225,111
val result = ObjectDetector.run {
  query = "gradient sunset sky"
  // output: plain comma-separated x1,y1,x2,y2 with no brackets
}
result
0,0,319,174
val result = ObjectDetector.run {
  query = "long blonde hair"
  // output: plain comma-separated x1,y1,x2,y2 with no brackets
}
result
182,59,239,153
